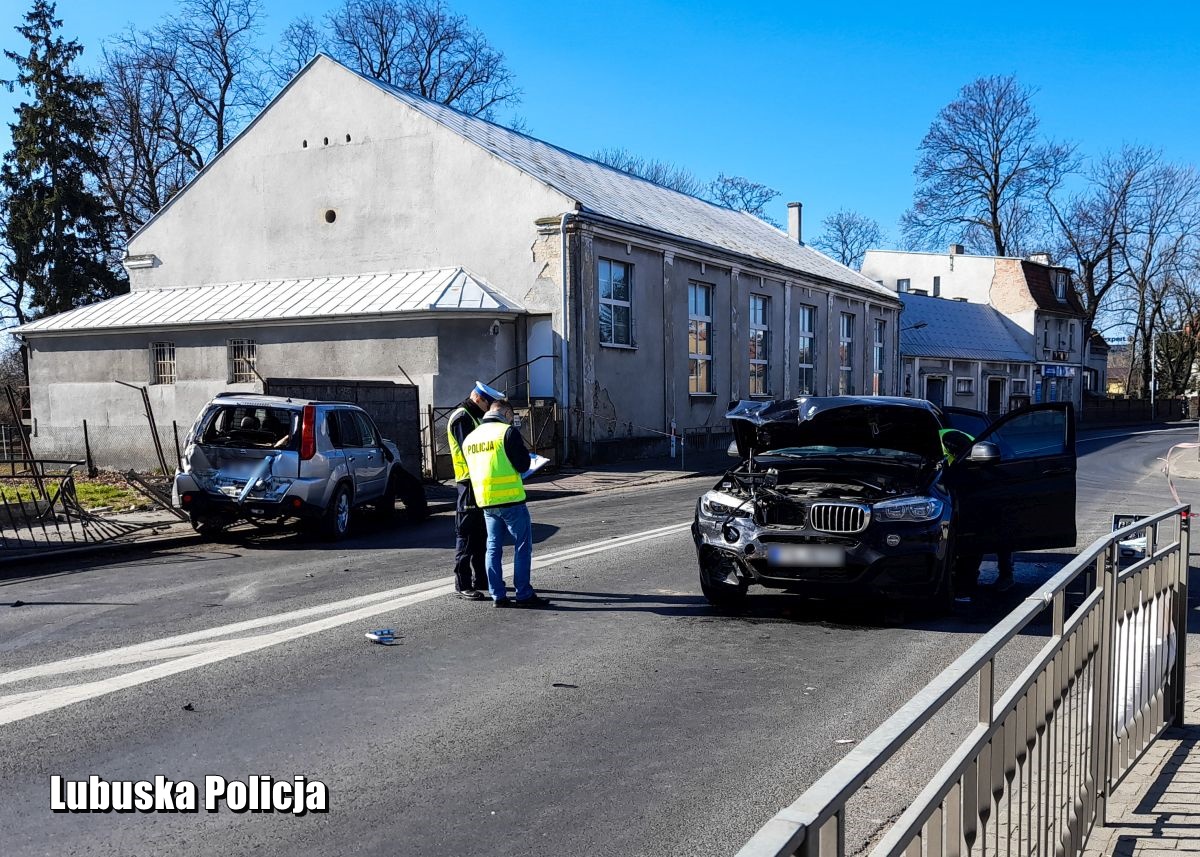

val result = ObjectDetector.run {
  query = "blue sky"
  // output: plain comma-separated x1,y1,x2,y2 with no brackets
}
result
2,0,1198,248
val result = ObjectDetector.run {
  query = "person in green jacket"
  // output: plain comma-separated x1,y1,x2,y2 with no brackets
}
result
939,427,1014,591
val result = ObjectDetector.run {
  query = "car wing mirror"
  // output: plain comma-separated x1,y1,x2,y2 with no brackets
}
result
966,441,1001,464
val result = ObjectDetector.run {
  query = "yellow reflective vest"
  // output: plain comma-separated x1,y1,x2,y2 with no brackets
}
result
463,420,527,507
447,406,480,483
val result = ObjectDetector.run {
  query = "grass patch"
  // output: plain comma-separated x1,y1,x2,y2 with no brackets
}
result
0,480,144,510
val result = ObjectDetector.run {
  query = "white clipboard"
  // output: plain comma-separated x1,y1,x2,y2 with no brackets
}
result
522,454,550,480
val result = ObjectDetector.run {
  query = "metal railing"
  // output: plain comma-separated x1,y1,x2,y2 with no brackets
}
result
738,506,1190,857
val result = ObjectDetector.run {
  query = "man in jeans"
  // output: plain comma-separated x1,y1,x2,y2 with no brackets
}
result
462,399,548,608
445,381,502,601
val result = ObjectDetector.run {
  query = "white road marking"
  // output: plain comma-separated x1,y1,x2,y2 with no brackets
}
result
1078,426,1196,444
0,520,693,725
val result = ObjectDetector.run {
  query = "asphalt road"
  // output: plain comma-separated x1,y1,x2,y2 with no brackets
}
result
0,424,1195,857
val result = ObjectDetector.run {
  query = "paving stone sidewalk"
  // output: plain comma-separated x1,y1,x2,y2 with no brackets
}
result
1083,643,1200,857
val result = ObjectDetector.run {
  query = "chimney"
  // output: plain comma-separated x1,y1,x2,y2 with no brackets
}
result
787,202,803,245
948,243,965,255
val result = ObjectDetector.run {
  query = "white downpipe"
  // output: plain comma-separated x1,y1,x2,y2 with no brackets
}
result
560,212,573,462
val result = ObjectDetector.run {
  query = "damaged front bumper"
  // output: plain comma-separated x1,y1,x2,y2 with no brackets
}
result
692,499,950,599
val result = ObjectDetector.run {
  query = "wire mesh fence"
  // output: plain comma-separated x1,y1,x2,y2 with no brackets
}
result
30,422,184,475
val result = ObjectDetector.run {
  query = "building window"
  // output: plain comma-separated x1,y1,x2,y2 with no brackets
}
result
1012,378,1028,395
1068,322,1075,351
1043,320,1050,350
1054,271,1067,301
599,258,633,347
839,312,855,395
688,281,713,394
872,320,886,395
227,339,257,383
798,304,816,395
897,278,911,293
932,276,941,298
956,377,974,395
150,342,176,385
749,294,771,396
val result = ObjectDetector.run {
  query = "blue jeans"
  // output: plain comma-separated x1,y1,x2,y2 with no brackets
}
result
483,503,534,602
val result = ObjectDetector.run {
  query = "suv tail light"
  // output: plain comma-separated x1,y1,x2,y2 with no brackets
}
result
300,405,317,460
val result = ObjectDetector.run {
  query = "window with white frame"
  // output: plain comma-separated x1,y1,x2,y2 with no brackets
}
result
1043,320,1050,349
838,313,855,395
798,304,816,395
897,278,911,293
1054,271,1067,301
599,258,633,346
1012,378,1028,395
227,339,257,383
688,282,713,394
956,377,974,395
872,320,886,395
1068,322,1075,350
932,276,941,297
150,342,176,385
749,294,771,396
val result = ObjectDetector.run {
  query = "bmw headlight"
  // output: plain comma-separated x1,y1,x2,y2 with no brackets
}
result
700,490,753,518
874,496,944,522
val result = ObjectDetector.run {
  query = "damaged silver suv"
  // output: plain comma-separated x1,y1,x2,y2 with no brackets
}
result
173,393,426,539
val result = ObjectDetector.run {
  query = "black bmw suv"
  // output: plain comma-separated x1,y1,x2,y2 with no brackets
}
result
692,396,1076,611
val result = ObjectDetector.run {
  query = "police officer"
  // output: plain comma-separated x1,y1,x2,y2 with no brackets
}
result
463,398,548,608
446,381,503,601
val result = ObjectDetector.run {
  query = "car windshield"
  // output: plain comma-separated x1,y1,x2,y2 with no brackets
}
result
759,445,926,464
198,405,300,451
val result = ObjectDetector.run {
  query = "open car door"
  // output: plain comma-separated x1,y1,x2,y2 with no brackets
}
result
949,403,1076,557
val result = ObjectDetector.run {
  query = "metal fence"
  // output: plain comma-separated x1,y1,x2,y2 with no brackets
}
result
32,422,184,474
738,505,1190,857
422,403,558,480
0,462,163,555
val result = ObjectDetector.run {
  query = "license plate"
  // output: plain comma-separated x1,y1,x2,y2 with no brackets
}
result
767,544,846,567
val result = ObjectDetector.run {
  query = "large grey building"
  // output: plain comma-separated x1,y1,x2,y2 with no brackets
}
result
16,54,900,465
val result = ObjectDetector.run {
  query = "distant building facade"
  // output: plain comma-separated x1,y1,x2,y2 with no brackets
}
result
896,292,1033,415
862,246,1091,411
15,55,899,467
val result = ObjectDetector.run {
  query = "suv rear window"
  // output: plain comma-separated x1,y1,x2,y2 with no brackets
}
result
199,405,300,451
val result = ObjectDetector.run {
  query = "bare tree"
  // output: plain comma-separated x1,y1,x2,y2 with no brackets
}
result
709,173,779,224
1048,146,1155,345
270,16,324,88
591,146,706,197
1118,159,1200,395
812,209,884,269
96,34,196,242
321,0,519,117
93,0,269,238
901,75,1075,256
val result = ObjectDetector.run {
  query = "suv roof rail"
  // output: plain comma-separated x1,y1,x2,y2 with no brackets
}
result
214,391,279,399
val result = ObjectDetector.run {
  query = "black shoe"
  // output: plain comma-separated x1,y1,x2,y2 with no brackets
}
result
513,595,550,608
472,581,489,592
493,598,511,608
456,589,486,601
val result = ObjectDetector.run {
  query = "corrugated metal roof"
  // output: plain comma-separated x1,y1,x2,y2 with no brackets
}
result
15,267,522,334
354,63,894,302
900,293,1031,362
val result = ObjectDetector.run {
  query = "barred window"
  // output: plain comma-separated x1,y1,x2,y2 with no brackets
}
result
798,304,816,395
150,341,176,385
688,281,713,394
839,313,855,395
749,294,771,396
227,339,257,384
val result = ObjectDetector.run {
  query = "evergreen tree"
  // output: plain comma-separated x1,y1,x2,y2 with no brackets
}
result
1,0,126,324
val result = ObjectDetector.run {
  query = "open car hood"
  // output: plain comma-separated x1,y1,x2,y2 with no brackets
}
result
726,396,944,462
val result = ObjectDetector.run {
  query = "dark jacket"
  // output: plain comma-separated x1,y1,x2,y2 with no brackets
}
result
479,412,532,477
